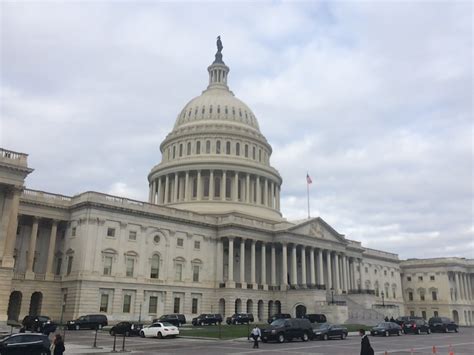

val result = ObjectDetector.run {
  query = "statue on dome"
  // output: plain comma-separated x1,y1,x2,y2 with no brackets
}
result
216,36,223,53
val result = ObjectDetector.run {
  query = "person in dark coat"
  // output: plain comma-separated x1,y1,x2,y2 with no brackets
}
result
390,316,395,323
359,329,374,355
384,316,389,322
52,333,65,355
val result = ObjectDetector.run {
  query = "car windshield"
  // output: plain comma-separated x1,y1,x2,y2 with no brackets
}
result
161,322,174,327
313,323,330,329
376,323,388,327
270,319,286,327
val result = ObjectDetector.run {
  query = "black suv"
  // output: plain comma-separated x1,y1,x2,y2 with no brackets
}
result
303,314,327,324
109,322,144,336
0,333,51,355
395,316,423,327
192,314,223,326
67,314,108,330
22,315,57,335
403,319,431,334
226,313,254,325
428,317,458,333
262,318,313,343
312,323,348,340
267,313,291,324
154,314,186,327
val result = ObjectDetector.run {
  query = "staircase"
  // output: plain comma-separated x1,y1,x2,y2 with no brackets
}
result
332,294,385,326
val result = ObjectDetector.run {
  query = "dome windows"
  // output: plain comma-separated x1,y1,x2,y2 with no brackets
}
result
226,141,231,155
196,141,201,154
187,142,191,155
245,144,249,158
236,143,240,156
216,140,221,154
206,140,211,154
179,144,183,157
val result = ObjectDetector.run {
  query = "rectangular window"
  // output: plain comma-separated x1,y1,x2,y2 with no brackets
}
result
103,256,113,275
149,296,157,314
71,227,76,237
173,297,180,313
407,276,412,281
126,258,134,277
434,311,439,317
432,291,437,301
392,289,396,298
418,276,423,281
107,228,115,237
420,293,425,301
422,311,427,319
55,257,62,275
123,294,131,313
384,270,387,276
100,294,108,312
410,310,415,317
129,231,137,240
177,238,184,247
193,265,200,282
175,264,183,281
192,298,198,314
194,241,200,249
391,271,394,277
365,267,368,273
430,275,435,281
408,292,413,301
66,256,73,275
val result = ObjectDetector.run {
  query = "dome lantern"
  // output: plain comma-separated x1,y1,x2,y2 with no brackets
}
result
207,36,230,91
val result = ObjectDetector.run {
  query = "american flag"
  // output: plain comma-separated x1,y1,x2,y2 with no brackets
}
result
306,173,312,184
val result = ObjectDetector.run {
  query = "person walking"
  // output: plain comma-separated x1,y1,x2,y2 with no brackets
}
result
250,325,261,349
359,329,374,355
51,333,65,355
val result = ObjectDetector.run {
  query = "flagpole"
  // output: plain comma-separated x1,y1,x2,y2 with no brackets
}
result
307,173,310,218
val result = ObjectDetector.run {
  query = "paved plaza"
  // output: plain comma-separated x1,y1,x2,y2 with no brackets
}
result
60,328,474,354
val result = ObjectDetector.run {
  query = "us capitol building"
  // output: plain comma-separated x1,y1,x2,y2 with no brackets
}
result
0,40,472,327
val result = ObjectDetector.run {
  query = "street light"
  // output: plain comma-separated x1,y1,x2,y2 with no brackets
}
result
330,287,335,305
381,291,385,307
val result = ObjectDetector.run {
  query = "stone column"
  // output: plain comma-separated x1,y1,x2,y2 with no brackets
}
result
291,244,297,286
270,181,275,208
246,174,250,203
250,240,256,284
240,239,245,283
261,243,266,285
233,172,239,201
462,273,468,300
334,253,341,293
209,170,215,200
342,255,348,292
271,244,276,286
466,274,472,300
256,176,261,204
318,249,324,286
326,251,333,290
264,178,268,206
2,187,21,267
156,177,161,204
217,238,223,282
301,246,307,286
221,171,226,201
45,220,59,276
197,170,202,201
148,182,153,202
26,217,39,273
184,172,189,202
281,243,288,287
309,248,316,285
359,259,365,290
276,186,280,210
164,175,169,204
174,173,179,202
228,238,234,282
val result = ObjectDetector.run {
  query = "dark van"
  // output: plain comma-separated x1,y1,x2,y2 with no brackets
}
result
303,314,327,324
67,314,108,330
261,318,313,343
154,314,186,327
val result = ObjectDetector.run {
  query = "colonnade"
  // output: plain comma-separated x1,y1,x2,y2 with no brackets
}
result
454,271,473,301
217,238,361,293
149,170,281,210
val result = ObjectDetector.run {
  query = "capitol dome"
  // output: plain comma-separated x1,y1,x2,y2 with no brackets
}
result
148,39,283,221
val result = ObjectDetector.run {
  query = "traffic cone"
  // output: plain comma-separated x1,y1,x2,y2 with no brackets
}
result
432,345,436,354
384,352,388,355
410,348,414,355
448,344,454,355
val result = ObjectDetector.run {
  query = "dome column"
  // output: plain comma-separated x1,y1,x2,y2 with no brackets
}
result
209,170,215,200
174,173,179,202
221,171,226,201
270,181,275,208
164,175,169,204
197,170,202,201
256,176,261,204
246,174,250,203
264,178,268,206
233,172,239,202
184,172,190,202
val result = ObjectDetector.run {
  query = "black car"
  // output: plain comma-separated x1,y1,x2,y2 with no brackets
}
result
395,316,423,327
312,323,348,340
21,315,57,335
67,314,108,330
226,313,254,325
261,318,313,343
303,314,327,324
0,333,51,355
109,322,144,336
267,313,291,324
154,314,186,327
403,319,431,334
370,322,402,336
192,314,223,326
428,317,458,333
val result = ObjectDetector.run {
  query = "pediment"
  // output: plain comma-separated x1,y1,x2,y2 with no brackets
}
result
286,217,346,243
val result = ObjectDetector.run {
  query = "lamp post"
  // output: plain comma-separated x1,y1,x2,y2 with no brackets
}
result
330,287,334,305
381,291,385,307
138,303,142,323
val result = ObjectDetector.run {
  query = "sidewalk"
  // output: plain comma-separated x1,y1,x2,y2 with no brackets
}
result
65,343,115,354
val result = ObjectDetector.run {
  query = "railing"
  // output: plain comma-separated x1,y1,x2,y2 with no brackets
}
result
348,289,376,295
235,283,242,289
247,284,253,289
34,273,46,281
22,189,72,202
0,148,28,166
373,304,399,309
13,272,25,280
258,284,264,290
317,300,347,306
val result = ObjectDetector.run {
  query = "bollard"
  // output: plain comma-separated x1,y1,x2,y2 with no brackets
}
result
121,333,126,352
10,325,13,335
62,325,66,342
92,327,98,348
218,321,221,340
385,351,388,355
432,345,436,354
112,334,117,352
247,322,250,341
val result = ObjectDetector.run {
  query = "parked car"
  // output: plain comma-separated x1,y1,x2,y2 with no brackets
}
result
0,333,51,355
428,317,458,333
109,322,143,336
303,314,327,324
312,323,348,340
21,315,57,335
226,313,254,325
191,314,222,326
370,322,402,336
395,316,423,327
67,314,108,330
139,322,179,338
154,314,186,327
267,313,291,324
403,319,431,334
261,318,313,343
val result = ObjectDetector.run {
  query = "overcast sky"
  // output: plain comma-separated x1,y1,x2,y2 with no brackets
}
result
1,1,472,260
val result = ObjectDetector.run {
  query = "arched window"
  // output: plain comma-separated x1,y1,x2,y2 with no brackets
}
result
226,141,231,155
151,254,160,279
187,142,191,155
210,105,213,114
217,105,221,114
179,144,183,157
206,140,211,154
214,177,221,198
252,147,256,160
259,149,262,162
173,146,176,159
245,144,249,158
196,141,201,154
216,141,221,154
236,143,240,156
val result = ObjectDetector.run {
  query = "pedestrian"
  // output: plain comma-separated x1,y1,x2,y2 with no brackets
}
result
359,329,374,355
50,333,65,355
390,316,395,323
250,324,261,349
384,316,389,322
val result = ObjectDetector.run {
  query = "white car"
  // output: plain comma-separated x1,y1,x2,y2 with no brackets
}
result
140,322,179,338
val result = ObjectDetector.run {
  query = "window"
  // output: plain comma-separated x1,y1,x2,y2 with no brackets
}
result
175,264,183,281
236,142,240,156
432,291,437,301
172,145,176,159
434,311,439,317
55,258,62,275
206,140,211,154
421,311,427,319
179,144,183,157
430,276,435,281
107,228,115,238
150,255,160,279
71,227,76,237
196,141,201,154
103,256,113,275
173,297,180,313
193,265,200,282
192,178,197,198
384,270,387,276
177,238,184,247
244,144,248,157
225,177,231,199
418,276,423,281
192,298,198,314
216,141,221,154
226,141,231,154
374,269,377,275
203,177,210,197
123,294,131,313
420,293,425,301
365,267,368,273
194,241,200,250
129,231,137,241
149,296,158,314
66,256,73,275
391,271,394,277
259,149,262,161
126,257,134,277
252,147,256,160
392,289,396,298
408,292,413,301
410,311,415,317
187,142,191,155
407,276,412,281
100,294,108,312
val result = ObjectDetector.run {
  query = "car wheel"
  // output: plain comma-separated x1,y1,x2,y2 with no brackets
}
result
385,331,389,337
341,333,347,340
75,325,80,331
140,331,145,338
262,338,268,343
454,328,458,333
302,332,309,342
110,330,115,336
199,322,203,326
278,333,285,343
416,328,420,335
157,332,163,339
397,330,401,336
427,329,431,334
444,327,448,333
98,324,103,330
323,334,328,341
125,331,130,337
